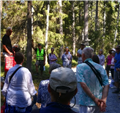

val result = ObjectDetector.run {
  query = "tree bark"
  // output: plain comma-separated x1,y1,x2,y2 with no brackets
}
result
0,0,2,40
114,3,120,45
72,1,76,56
58,0,63,58
95,1,98,32
59,0,63,35
26,1,32,71
45,1,50,64
102,1,106,48
84,1,89,42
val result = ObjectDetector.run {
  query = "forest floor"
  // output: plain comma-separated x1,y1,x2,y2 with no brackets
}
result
1,61,120,113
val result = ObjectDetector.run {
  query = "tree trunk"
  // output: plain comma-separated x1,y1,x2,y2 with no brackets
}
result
58,0,63,58
102,1,106,48
84,1,88,42
0,0,2,37
45,1,50,64
114,3,120,45
59,0,63,35
72,1,76,56
26,1,32,71
95,1,98,32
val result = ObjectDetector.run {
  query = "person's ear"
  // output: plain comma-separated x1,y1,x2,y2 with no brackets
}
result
48,84,51,93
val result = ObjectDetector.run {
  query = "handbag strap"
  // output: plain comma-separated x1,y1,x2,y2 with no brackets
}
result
85,61,103,86
9,66,22,83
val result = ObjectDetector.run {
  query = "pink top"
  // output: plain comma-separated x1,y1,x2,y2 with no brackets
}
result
107,55,113,65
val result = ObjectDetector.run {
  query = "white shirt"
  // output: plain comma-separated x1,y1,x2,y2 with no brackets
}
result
98,54,105,66
2,64,37,107
111,57,115,69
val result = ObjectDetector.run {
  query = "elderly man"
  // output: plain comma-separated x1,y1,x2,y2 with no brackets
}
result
2,27,14,76
76,47,109,113
40,67,77,113
2,27,13,56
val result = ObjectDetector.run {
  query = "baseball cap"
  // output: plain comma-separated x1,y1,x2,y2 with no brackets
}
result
49,67,77,93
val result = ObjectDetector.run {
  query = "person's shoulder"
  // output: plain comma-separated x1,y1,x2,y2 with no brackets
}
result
2,34,7,38
91,60,101,66
40,105,52,113
2,34,7,42
48,53,51,56
78,48,81,51
40,80,49,86
102,54,105,57
77,63,86,68
91,61,105,71
118,53,120,55
77,49,81,52
20,67,31,73
62,53,65,56
39,108,48,113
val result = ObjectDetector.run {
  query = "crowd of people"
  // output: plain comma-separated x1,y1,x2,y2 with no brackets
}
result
1,27,120,113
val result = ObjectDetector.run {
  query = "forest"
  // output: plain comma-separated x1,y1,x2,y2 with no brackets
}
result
1,0,120,71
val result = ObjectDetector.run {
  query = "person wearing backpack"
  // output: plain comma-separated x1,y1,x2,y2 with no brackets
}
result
48,47,57,65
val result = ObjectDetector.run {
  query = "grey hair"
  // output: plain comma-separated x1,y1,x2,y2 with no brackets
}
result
6,27,12,31
82,47,94,59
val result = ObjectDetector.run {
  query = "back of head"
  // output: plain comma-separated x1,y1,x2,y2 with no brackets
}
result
6,27,12,36
92,54,100,64
81,43,85,49
6,27,12,32
12,44,20,52
115,45,120,52
49,63,61,73
82,47,94,59
14,52,24,64
109,50,113,54
49,67,77,104
38,43,41,46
